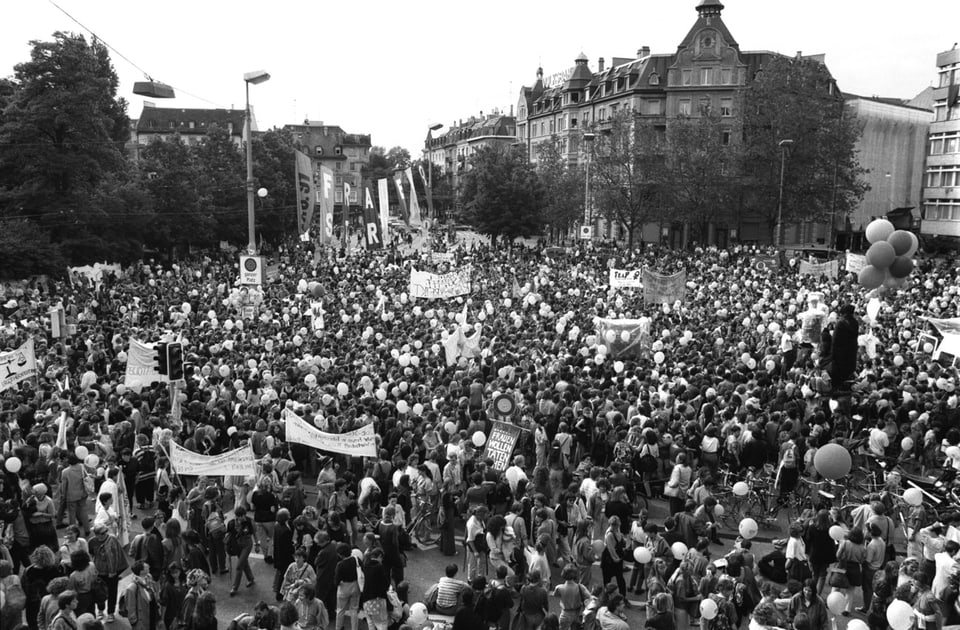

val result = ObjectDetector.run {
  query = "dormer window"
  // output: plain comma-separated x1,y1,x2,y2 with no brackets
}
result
649,72,660,85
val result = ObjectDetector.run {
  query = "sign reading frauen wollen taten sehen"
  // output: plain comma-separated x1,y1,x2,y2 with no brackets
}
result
483,421,521,472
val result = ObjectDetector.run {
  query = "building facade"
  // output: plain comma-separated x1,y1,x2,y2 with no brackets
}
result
515,0,842,246
284,121,372,212
920,47,960,239
133,104,247,159
424,113,516,191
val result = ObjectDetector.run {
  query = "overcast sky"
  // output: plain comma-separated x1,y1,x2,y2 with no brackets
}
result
2,0,957,155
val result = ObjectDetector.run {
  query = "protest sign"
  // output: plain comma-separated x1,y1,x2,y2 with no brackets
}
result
845,253,866,275
285,413,378,457
409,265,472,299
798,260,839,278
753,254,780,272
482,421,522,471
595,317,652,358
167,441,257,477
124,337,167,389
642,269,686,304
609,268,642,289
0,338,36,392
430,252,455,264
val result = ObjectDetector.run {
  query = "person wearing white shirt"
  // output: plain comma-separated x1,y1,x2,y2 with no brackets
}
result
931,540,959,599
505,456,528,495
464,506,488,581
94,490,120,536
868,421,890,457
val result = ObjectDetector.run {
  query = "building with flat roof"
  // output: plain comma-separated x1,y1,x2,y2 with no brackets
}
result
919,46,960,239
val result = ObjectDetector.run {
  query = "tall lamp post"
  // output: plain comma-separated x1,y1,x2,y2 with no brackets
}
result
244,70,270,254
427,123,443,220
583,132,595,239
774,138,794,248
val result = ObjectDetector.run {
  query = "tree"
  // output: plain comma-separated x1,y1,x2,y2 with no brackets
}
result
589,111,667,249
536,137,585,242
460,145,545,246
251,128,298,246
193,126,245,245
739,55,867,241
139,135,211,251
0,220,67,279
385,146,411,169
664,113,741,247
0,32,130,251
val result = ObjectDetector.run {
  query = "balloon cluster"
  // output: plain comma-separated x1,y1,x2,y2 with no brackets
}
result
858,219,918,290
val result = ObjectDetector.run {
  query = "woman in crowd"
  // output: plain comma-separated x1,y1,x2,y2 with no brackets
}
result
601,515,628,599
22,546,65,630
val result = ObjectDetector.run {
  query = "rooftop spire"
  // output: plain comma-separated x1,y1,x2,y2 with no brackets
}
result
697,0,724,18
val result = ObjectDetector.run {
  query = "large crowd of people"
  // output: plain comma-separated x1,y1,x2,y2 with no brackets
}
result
1,228,959,630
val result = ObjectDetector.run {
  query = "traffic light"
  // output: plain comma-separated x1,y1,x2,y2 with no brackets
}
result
166,343,184,381
155,343,168,376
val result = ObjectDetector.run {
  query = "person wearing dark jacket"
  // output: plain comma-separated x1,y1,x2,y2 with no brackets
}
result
453,588,485,630
359,548,391,630
740,431,768,472
273,509,295,602
829,304,859,388
313,531,339,617
334,544,361,630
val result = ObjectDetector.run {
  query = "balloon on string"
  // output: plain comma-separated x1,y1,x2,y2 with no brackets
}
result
653,351,665,365
903,488,923,506
887,230,914,256
4,456,22,473
713,504,724,517
739,518,758,539
865,218,895,244
613,361,624,374
813,443,852,479
829,525,847,542
765,360,776,372
633,547,652,564
888,256,914,279
858,265,885,290
409,603,428,626
866,241,896,269
847,621,869,630
826,591,848,615
75,445,89,459
886,600,914,630
732,482,749,497
375,389,387,401
472,431,486,447
412,403,424,416
671,541,688,559
901,437,914,451
396,400,410,414
444,421,457,435
592,540,605,556
699,599,718,620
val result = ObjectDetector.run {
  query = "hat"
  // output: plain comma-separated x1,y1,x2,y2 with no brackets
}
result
93,524,109,535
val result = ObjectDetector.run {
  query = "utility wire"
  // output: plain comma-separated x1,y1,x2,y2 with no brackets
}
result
46,0,226,108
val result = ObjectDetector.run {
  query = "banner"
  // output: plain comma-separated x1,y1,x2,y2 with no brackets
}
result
294,150,315,236
318,166,334,245
430,252,455,264
595,317,652,358
753,254,780,272
167,441,257,477
404,167,422,228
309,300,325,331
420,164,434,218
845,253,866,275
285,414,377,457
124,337,167,389
363,190,383,249
0,338,37,392
482,421,522,472
393,171,409,225
799,260,839,278
409,265,473,299
378,178,390,241
609,268,642,289
343,182,352,240
642,269,686,304
69,262,122,287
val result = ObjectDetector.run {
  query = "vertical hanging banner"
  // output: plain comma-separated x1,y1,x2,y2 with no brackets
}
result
363,188,382,249
342,182,352,243
393,171,409,225
419,164,434,219
318,166,334,245
294,150,315,236
404,167,422,228
378,178,390,242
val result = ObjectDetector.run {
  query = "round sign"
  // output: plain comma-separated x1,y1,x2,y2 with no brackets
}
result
494,394,516,417
243,257,259,272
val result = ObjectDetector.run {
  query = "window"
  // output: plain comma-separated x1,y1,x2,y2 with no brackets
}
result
678,99,691,116
720,98,733,116
335,175,342,185
682,69,692,86
571,117,578,129
927,166,960,188
336,161,342,171
335,190,343,203
169,121,176,129
700,68,712,85
924,199,960,221
188,121,196,129
349,162,356,171
549,120,555,133
582,112,589,124
721,130,732,146
599,108,606,122
721,68,733,85
350,190,359,203
649,72,660,85
641,99,662,116
698,96,711,115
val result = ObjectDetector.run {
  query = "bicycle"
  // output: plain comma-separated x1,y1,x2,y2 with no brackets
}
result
405,495,441,547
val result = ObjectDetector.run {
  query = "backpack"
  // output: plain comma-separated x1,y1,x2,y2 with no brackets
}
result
782,444,797,468
475,584,506,622
1,579,27,611
473,531,490,553
225,520,241,556
205,505,226,539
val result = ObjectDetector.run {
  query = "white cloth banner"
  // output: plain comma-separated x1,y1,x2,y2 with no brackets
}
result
285,414,377,457
124,337,167,389
845,253,866,275
409,265,472,299
168,441,257,477
798,260,839,278
0,337,37,392
609,268,642,289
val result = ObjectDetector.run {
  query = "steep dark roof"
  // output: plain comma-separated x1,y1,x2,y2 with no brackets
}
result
136,106,244,134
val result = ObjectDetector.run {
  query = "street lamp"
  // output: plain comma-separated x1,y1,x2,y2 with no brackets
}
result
774,138,794,248
427,123,443,219
583,132,595,239
244,70,270,254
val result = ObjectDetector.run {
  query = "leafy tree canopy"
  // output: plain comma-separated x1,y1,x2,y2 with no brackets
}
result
461,145,545,245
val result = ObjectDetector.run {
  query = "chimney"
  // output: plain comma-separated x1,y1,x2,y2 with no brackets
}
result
638,46,650,58
510,104,514,116
598,57,605,72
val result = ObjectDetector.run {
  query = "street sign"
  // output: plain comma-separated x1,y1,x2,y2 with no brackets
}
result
494,394,516,418
239,255,263,286
580,225,594,240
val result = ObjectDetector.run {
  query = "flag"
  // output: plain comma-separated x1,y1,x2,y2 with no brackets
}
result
378,178,390,242
318,166,334,245
0,337,37,392
310,300,325,331
405,167,422,228
342,182,352,244
294,150,315,236
55,411,68,450
419,164,434,218
393,171,409,225
363,189,382,249
442,329,462,367
511,277,522,298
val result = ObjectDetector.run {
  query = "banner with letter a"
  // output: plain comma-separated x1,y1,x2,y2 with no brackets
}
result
318,166,334,245
409,265,473,299
285,413,377,457
642,269,686,304
378,178,390,240
0,338,37,392
609,268,642,289
168,441,257,477
404,167,422,228
124,337,167,390
363,189,383,249
294,150,315,236
482,421,522,472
